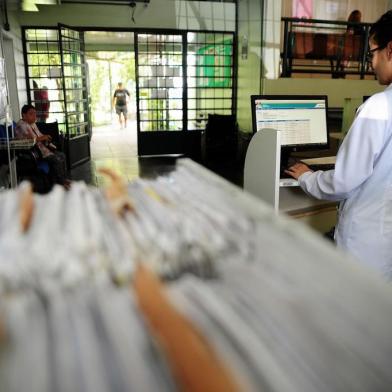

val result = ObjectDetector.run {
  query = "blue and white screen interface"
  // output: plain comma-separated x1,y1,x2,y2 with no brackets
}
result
254,99,328,146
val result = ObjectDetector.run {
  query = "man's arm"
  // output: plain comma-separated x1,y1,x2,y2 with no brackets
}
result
285,163,312,179
36,134,51,142
15,123,48,141
15,121,30,139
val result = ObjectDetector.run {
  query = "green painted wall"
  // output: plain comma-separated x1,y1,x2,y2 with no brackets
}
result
237,77,384,133
237,0,263,133
263,78,383,107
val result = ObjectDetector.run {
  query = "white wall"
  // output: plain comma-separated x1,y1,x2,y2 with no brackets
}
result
237,76,384,134
236,0,283,132
263,78,383,107
14,0,235,31
237,0,264,132
262,0,282,79
282,0,390,22
174,1,235,31
1,13,26,121
2,34,19,121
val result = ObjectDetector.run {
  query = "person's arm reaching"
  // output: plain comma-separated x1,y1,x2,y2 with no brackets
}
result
285,163,312,179
286,94,388,201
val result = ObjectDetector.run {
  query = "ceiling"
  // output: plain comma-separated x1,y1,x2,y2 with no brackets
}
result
7,0,235,12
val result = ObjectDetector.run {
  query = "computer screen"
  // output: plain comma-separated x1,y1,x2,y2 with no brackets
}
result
251,95,329,149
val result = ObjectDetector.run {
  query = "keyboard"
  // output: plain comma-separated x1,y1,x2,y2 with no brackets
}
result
280,170,292,179
308,163,335,171
280,166,299,187
279,178,299,187
301,156,336,172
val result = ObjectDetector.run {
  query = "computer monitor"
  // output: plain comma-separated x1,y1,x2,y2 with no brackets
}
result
251,95,329,151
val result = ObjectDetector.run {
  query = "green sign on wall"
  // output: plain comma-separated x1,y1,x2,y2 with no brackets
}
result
196,42,232,88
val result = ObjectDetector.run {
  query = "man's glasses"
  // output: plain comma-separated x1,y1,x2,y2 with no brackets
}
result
367,46,385,62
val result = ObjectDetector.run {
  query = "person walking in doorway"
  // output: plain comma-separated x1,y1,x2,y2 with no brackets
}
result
112,82,130,128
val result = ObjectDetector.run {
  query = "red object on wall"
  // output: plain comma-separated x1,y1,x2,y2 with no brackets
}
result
34,87,50,122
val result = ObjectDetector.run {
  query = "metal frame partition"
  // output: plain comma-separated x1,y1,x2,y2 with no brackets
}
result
22,25,237,159
135,29,236,157
22,25,91,169
281,17,373,79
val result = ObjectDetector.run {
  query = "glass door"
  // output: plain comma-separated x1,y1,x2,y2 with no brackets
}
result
186,32,234,131
135,31,235,158
22,25,91,169
137,33,184,132
136,32,196,156
58,24,91,167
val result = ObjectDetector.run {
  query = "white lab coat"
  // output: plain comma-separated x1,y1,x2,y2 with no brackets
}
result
299,83,392,278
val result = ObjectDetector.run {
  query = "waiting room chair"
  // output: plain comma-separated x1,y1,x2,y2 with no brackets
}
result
36,121,64,152
201,114,238,165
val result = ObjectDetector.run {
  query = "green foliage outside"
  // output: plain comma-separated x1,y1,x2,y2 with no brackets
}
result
86,52,135,126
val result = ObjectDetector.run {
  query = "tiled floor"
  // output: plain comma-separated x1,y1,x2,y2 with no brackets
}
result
71,117,247,189
71,120,178,186
90,120,139,186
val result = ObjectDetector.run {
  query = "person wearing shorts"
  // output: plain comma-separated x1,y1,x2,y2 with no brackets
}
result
112,82,130,128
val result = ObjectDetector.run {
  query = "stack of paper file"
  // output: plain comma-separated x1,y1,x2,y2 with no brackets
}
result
0,159,391,392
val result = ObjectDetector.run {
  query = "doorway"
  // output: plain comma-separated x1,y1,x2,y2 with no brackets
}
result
84,31,136,131
84,31,139,184
22,26,236,180
22,25,91,169
135,31,235,157
86,51,136,130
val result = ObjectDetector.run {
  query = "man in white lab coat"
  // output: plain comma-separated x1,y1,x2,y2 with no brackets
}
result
286,10,392,279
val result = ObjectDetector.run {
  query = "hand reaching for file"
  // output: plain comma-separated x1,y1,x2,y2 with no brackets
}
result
285,163,312,180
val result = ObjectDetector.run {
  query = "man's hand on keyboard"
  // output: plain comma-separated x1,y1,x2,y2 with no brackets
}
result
285,163,312,180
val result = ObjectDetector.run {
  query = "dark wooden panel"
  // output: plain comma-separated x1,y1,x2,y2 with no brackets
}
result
66,133,90,169
137,131,201,161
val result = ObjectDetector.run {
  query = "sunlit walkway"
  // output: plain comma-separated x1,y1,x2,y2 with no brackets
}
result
90,119,139,186
71,119,139,186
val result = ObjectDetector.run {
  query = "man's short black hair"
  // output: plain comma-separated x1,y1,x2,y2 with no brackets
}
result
21,104,36,115
369,10,392,48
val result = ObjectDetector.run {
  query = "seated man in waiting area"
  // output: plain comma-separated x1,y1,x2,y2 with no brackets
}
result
15,104,71,189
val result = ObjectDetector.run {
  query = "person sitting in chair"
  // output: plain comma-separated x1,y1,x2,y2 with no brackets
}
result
15,104,71,190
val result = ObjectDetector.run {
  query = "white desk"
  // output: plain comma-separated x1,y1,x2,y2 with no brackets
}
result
244,129,337,231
